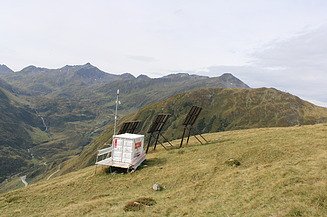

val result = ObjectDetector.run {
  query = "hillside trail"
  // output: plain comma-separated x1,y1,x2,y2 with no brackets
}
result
47,164,61,180
20,175,28,187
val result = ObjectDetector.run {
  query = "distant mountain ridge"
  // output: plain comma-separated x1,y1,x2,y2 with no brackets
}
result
0,64,13,74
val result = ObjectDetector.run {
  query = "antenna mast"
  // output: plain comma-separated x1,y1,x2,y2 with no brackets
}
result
113,89,120,135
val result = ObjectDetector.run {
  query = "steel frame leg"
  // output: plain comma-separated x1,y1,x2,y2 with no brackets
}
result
180,127,187,148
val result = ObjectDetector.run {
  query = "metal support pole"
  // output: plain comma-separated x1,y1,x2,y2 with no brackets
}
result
113,89,119,136
146,134,152,153
199,134,208,143
186,127,192,145
160,133,174,146
193,135,204,145
180,127,187,148
158,140,168,150
153,133,160,150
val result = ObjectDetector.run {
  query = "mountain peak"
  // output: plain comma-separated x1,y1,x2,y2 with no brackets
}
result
136,74,150,80
163,73,190,78
0,64,14,74
219,72,236,79
61,63,95,70
81,63,97,69
20,65,46,73
84,62,93,67
120,73,135,79
218,73,250,88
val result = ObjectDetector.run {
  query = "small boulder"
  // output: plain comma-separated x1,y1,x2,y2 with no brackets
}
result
152,183,163,191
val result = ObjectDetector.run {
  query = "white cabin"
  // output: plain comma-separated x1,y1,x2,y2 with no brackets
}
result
95,133,146,171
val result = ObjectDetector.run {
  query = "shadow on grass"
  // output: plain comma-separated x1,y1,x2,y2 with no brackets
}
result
101,157,167,174
142,157,167,167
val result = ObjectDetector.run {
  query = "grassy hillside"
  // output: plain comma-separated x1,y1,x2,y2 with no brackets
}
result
0,124,326,216
57,87,327,175
132,87,327,136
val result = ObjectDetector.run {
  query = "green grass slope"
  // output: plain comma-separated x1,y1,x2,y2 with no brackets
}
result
133,87,327,136
58,87,327,175
0,124,326,217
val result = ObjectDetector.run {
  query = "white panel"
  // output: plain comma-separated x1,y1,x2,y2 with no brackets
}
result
122,158,132,163
123,146,133,153
112,151,122,162
124,140,134,148
122,152,132,159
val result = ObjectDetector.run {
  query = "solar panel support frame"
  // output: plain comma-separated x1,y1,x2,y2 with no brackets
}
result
179,106,208,148
146,114,173,153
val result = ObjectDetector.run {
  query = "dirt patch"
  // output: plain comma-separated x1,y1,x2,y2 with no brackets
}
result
124,197,156,212
225,158,241,167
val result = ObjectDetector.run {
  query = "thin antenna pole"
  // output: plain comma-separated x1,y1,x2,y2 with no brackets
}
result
113,89,119,135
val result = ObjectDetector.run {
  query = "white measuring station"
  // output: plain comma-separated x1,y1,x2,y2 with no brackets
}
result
95,133,146,172
95,89,146,172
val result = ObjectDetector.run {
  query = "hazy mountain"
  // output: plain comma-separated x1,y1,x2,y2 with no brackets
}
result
2,63,120,95
0,64,13,74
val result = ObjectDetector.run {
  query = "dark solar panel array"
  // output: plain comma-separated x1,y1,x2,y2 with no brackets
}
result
146,114,172,153
147,114,170,133
182,106,202,126
118,121,141,134
180,106,207,147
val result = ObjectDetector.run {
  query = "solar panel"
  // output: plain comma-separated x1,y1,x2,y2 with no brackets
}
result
146,114,173,153
147,114,170,133
118,121,141,134
180,106,207,147
183,106,202,126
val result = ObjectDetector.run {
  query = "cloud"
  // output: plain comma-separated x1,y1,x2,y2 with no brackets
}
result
126,55,157,62
250,25,327,107
183,25,327,107
200,64,327,107
173,9,183,15
252,25,327,71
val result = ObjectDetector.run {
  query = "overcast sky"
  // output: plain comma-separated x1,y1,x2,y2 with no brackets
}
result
1,0,327,107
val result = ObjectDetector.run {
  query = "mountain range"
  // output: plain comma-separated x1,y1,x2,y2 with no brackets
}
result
0,63,249,183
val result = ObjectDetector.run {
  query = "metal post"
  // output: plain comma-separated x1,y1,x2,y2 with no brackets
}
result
199,134,208,143
153,132,160,150
186,126,192,145
113,89,119,136
193,135,204,145
160,133,174,146
146,134,152,153
180,127,187,148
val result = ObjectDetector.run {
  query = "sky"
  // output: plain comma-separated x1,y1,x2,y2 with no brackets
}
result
1,0,327,107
